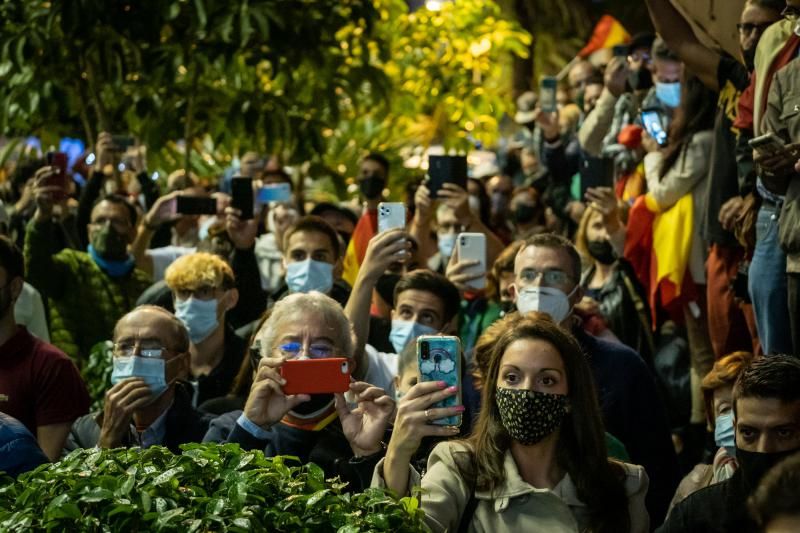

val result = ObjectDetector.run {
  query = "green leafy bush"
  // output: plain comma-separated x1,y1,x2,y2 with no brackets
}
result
0,443,426,532
81,340,114,411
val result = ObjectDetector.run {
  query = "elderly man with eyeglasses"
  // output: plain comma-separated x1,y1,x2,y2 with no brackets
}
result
204,291,395,492
63,305,213,454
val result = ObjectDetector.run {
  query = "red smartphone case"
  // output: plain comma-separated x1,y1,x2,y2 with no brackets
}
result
280,358,351,395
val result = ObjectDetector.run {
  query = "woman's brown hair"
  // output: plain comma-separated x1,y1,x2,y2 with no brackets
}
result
486,240,524,301
461,312,630,533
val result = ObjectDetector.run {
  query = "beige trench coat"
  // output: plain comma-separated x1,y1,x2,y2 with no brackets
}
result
373,441,649,533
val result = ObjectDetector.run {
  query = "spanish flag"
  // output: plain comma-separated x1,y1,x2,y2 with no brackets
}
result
579,15,631,58
342,209,378,287
624,193,697,325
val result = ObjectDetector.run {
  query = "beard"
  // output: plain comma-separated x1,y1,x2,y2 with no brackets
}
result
742,46,757,72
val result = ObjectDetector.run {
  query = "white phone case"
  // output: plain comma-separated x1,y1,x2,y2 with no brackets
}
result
378,202,406,233
456,233,487,289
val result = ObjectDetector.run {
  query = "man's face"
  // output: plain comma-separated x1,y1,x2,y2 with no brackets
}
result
391,289,446,331
585,211,609,243
738,3,781,56
265,316,341,361
627,46,652,72
113,309,189,382
435,206,462,237
88,200,135,245
652,58,683,84
284,230,336,265
509,245,580,306
318,210,355,236
358,160,386,182
240,154,263,178
568,62,595,101
735,397,800,453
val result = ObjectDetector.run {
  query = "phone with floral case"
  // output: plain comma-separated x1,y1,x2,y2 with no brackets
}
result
416,335,462,427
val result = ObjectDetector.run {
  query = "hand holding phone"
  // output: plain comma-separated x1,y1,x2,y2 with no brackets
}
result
280,358,351,395
427,155,468,198
641,109,668,146
453,233,486,290
417,335,462,427
539,76,558,113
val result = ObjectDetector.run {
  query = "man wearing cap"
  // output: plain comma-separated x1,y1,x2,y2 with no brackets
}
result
512,91,545,162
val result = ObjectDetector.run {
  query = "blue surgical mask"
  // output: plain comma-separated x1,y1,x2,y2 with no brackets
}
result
438,233,456,259
714,411,736,457
655,81,681,108
174,297,219,345
286,259,334,294
111,356,170,400
389,319,437,354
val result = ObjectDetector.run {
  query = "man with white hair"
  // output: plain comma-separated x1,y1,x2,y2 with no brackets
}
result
204,291,394,490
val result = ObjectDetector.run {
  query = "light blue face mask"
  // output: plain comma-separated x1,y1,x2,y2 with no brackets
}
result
286,259,334,294
111,356,170,400
437,233,456,259
655,81,681,108
174,297,219,345
714,411,736,457
389,319,437,354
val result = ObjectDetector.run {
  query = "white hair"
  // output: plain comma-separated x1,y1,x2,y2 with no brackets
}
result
256,291,354,357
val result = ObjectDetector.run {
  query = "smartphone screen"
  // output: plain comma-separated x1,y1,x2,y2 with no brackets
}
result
539,76,558,113
256,183,292,204
417,335,462,427
176,196,217,215
641,109,668,146
231,176,254,219
44,152,68,200
427,155,467,198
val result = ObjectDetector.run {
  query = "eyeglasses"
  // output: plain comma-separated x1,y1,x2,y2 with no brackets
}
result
248,339,338,368
518,268,572,287
175,286,222,301
736,22,774,35
782,6,800,19
437,222,467,234
113,340,174,358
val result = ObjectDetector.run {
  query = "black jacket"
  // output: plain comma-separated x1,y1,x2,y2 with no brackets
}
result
63,383,213,455
656,470,756,533
204,410,382,493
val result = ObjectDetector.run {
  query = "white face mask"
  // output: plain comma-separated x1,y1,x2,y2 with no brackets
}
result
515,286,576,323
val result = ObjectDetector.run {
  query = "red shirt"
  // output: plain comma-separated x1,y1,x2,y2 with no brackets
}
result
0,326,90,434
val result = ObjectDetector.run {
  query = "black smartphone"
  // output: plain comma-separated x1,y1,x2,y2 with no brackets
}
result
176,196,216,215
427,155,467,198
612,44,629,58
580,156,615,199
231,176,254,220
111,135,135,152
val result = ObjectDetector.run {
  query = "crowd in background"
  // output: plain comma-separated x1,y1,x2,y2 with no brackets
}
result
2,0,800,532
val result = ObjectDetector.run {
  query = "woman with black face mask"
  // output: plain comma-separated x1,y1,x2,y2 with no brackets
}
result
575,198,655,367
375,313,649,533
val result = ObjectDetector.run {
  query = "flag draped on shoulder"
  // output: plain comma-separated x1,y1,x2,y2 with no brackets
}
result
624,193,696,325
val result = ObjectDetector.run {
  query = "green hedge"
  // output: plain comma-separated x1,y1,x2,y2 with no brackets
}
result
0,443,427,532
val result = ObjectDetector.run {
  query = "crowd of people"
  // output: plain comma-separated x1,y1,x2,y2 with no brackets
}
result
2,0,800,531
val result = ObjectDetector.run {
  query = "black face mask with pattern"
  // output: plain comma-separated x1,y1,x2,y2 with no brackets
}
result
496,387,568,445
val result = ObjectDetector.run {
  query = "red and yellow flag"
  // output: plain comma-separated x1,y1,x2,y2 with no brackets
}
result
579,15,631,58
624,193,696,325
342,209,378,287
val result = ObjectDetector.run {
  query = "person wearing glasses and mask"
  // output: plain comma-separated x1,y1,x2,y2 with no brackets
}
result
509,233,678,526
63,306,212,454
25,169,152,362
164,252,246,408
204,292,395,492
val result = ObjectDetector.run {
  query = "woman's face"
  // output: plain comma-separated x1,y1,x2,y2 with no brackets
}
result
712,384,734,422
585,210,608,243
495,338,568,395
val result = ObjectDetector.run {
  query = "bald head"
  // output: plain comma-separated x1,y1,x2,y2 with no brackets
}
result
114,305,190,355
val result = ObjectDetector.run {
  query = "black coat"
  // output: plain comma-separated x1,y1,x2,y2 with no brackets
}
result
63,383,214,455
